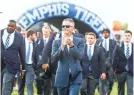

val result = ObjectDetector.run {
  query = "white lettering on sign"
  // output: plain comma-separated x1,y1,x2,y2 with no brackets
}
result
17,2,108,34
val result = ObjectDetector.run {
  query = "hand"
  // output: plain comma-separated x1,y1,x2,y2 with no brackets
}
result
61,33,68,48
100,73,106,80
21,71,25,78
42,64,49,70
67,39,74,47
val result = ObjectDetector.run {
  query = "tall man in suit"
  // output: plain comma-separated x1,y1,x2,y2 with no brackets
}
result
35,23,53,95
17,29,39,95
1,20,25,95
113,30,133,95
80,32,106,95
51,18,84,95
96,29,117,95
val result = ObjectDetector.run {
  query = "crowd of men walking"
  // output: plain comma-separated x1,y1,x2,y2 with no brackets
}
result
1,18,133,95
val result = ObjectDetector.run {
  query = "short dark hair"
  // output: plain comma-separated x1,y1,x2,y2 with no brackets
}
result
27,29,36,37
101,28,110,34
9,20,16,24
16,26,21,32
124,30,132,36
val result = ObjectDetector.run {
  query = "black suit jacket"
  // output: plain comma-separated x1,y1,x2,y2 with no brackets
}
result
96,38,116,63
1,29,25,74
81,44,106,79
113,42,133,75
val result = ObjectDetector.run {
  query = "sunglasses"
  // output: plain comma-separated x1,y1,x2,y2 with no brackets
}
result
62,25,73,28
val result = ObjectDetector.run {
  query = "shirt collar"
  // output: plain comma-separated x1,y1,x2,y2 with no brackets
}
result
25,38,33,43
43,37,49,41
87,43,95,47
5,29,15,35
124,42,131,46
102,37,109,40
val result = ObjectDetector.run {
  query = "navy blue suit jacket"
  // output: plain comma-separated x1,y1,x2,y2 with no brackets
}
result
1,29,25,74
81,44,106,79
113,42,133,75
51,36,84,87
36,38,45,55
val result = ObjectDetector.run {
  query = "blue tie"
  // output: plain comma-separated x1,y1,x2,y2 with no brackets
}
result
104,39,107,51
44,39,46,47
5,34,11,49
88,46,92,60
125,44,130,71
25,42,31,63
126,44,129,59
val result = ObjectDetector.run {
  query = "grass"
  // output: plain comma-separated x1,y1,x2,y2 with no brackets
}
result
12,82,127,95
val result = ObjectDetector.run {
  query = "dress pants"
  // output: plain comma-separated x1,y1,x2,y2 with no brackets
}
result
17,65,35,95
116,72,127,95
80,73,106,95
126,73,133,95
2,68,15,95
57,83,80,95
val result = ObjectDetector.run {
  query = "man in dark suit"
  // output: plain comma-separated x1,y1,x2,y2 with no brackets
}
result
17,29,39,95
113,30,133,95
96,29,117,95
1,20,25,95
80,32,106,95
50,18,84,95
35,23,53,95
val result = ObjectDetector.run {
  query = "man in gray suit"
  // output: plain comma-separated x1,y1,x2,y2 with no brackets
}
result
51,18,84,95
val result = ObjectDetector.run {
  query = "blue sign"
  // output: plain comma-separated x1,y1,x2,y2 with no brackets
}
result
17,2,108,35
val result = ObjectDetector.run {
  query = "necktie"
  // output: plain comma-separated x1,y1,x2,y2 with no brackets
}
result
88,46,92,60
44,39,46,47
126,44,129,59
104,39,107,51
26,42,31,63
5,34,11,49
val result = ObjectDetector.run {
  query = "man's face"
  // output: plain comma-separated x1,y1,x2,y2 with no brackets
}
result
86,35,96,45
20,30,27,37
124,33,132,43
42,26,51,38
102,31,110,39
7,22,16,32
31,33,37,41
62,21,74,36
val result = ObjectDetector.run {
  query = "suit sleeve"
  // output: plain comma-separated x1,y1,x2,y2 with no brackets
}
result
34,43,39,69
19,35,25,70
99,47,106,73
41,33,56,64
51,40,63,63
69,39,84,60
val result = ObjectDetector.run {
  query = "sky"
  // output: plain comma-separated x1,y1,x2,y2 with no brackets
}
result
0,0,134,41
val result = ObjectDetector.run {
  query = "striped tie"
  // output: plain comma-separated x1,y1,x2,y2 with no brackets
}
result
88,46,92,60
126,44,129,59
25,42,31,63
5,34,11,49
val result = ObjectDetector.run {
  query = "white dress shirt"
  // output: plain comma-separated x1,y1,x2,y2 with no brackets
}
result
2,29,15,48
25,38,33,64
102,37,109,51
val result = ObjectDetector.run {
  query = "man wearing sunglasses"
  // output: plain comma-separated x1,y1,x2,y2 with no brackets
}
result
51,18,84,95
